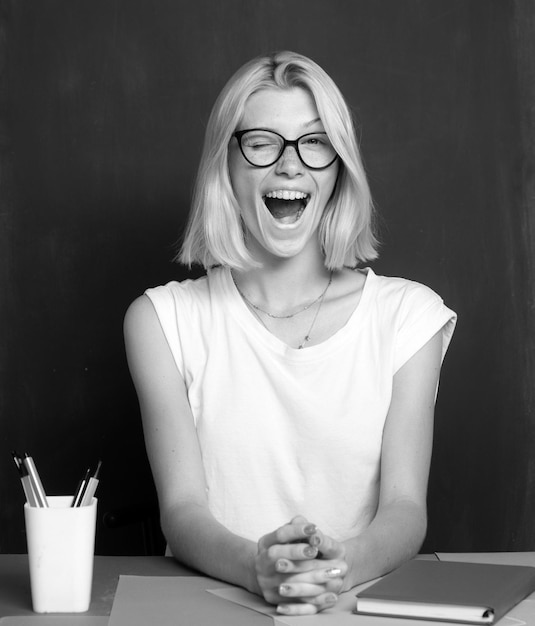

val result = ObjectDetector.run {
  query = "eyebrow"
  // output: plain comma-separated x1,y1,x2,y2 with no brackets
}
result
237,118,325,135
304,117,322,128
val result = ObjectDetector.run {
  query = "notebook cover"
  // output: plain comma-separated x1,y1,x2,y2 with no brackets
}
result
354,559,535,624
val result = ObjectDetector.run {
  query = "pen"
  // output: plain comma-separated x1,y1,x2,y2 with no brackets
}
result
80,460,102,507
22,453,48,508
71,468,91,507
11,451,38,507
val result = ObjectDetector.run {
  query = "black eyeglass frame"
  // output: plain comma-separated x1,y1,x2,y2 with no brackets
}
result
233,129,339,171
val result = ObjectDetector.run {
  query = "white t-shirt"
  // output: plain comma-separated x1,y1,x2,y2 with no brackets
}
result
145,266,456,542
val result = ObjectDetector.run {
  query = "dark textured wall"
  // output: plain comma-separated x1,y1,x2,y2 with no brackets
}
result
1,0,533,554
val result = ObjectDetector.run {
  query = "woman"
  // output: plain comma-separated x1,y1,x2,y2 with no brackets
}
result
124,50,456,615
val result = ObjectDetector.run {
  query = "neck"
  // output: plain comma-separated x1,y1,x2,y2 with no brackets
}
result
232,255,332,314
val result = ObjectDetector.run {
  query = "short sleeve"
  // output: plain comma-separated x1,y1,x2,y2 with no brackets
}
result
393,284,457,373
145,283,186,379
144,275,212,389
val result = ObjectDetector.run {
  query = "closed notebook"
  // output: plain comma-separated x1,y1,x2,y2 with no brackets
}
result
354,559,535,624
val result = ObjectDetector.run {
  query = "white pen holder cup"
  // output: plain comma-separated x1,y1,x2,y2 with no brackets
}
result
24,495,97,613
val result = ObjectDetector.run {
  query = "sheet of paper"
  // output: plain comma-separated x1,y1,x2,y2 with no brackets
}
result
207,587,278,618
207,577,380,624
107,575,269,626
208,586,355,626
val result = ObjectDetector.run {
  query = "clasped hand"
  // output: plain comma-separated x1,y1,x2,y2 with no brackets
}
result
254,516,348,615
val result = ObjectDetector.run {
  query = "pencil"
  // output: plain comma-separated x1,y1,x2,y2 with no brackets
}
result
23,454,48,508
71,468,91,507
11,451,38,507
80,460,102,506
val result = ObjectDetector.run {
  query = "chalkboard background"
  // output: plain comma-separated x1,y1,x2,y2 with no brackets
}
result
1,0,534,555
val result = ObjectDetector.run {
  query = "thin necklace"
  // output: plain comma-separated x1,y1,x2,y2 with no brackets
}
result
231,271,334,349
297,277,331,349
232,272,333,319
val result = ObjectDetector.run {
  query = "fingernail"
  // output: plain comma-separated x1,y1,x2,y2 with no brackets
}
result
304,545,317,557
309,534,321,547
303,523,316,535
325,567,342,578
276,559,289,572
326,593,338,603
277,605,291,614
279,584,291,596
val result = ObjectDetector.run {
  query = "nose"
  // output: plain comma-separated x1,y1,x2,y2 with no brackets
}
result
275,144,304,176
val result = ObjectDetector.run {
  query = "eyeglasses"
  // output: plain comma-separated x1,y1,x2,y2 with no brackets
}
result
233,129,338,170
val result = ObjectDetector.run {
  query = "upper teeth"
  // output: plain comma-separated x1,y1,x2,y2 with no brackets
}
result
265,190,308,201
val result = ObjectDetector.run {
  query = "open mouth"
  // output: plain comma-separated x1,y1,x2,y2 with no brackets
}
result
263,190,309,224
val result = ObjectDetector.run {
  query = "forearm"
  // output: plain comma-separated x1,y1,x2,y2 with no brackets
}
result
161,501,261,594
342,499,427,590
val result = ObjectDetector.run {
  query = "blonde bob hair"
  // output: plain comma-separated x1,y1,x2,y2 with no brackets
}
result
179,50,379,270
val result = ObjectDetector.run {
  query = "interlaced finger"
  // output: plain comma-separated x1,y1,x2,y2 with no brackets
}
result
258,520,317,551
276,558,347,578
277,592,339,616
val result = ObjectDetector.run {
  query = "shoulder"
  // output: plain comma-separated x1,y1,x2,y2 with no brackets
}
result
369,269,444,312
144,272,211,306
141,271,218,319
124,269,223,334
368,270,457,360
123,294,159,344
366,269,457,342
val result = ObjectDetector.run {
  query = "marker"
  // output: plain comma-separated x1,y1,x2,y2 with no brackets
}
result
71,468,91,507
23,453,48,508
80,460,102,507
11,451,37,507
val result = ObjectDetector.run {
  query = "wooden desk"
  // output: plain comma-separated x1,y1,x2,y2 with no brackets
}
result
0,555,194,617
1,553,534,624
